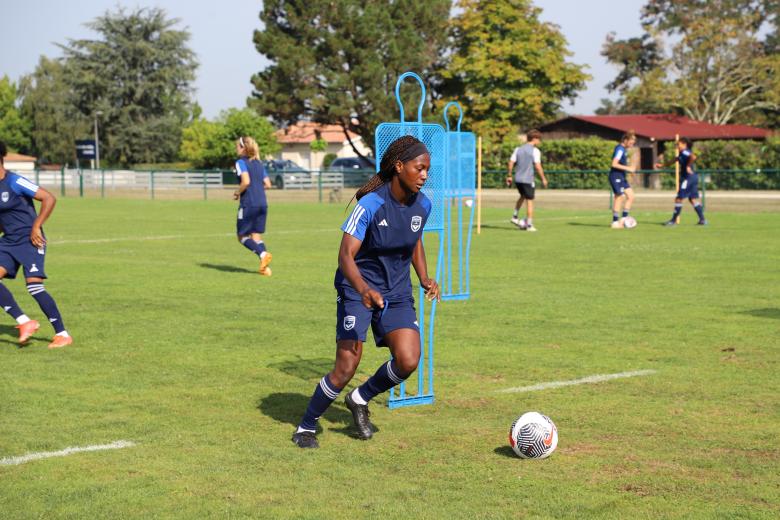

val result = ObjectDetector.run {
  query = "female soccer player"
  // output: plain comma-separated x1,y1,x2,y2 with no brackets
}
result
233,136,273,275
291,135,441,449
665,137,707,226
608,131,637,228
0,141,71,348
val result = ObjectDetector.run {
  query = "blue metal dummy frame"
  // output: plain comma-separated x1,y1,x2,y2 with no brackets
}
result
375,71,446,409
441,101,476,301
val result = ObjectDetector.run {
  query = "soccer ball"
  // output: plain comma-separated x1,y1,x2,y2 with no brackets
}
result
623,216,637,229
518,218,528,230
509,412,558,459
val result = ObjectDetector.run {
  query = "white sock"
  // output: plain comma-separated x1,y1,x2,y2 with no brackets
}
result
527,218,533,226
350,388,367,405
56,331,70,338
260,251,267,259
296,426,315,434
16,314,30,325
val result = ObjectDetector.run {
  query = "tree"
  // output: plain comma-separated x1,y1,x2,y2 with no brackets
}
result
180,109,280,168
18,57,89,165
250,0,450,157
0,76,32,153
59,7,198,165
602,0,780,126
438,0,589,149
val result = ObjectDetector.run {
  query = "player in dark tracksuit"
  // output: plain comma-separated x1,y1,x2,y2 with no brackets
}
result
0,141,71,348
665,137,707,226
233,136,273,275
292,135,441,449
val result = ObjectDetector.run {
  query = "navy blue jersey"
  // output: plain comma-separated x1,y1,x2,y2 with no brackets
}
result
236,158,269,207
678,149,694,179
335,182,432,300
0,172,41,245
609,144,628,174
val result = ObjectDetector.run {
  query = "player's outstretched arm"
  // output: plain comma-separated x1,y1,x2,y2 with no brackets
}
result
30,186,56,248
338,233,383,309
412,237,440,302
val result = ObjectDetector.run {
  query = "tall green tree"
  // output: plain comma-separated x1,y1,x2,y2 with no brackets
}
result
438,0,590,147
250,0,450,157
0,76,32,153
18,57,89,165
602,0,780,126
59,7,198,165
180,109,280,168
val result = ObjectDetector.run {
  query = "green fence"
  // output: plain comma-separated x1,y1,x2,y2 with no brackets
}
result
25,167,780,201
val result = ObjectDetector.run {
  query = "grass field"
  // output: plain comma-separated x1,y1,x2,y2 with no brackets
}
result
1,197,779,519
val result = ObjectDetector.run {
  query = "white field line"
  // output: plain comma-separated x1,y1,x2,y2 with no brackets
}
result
0,440,136,466
497,369,657,394
50,215,605,245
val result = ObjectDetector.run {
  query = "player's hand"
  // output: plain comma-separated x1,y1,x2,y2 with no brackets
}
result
233,190,240,200
30,226,46,248
542,178,548,188
420,278,441,302
361,288,384,310
505,176,512,187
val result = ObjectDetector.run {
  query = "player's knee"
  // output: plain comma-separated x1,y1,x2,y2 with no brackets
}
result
394,350,420,378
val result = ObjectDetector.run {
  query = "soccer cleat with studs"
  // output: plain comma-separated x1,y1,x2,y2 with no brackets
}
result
16,320,40,345
345,391,374,440
291,430,319,449
48,335,73,349
259,252,273,275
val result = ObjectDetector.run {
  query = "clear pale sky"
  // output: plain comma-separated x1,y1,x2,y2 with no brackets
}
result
1,0,644,119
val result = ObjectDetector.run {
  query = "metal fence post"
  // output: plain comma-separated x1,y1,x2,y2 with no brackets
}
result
35,168,40,185
150,171,155,200
60,166,66,196
203,171,207,200
318,170,323,203
101,169,105,198
79,170,84,198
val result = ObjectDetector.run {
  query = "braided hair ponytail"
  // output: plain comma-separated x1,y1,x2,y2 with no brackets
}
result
354,135,424,201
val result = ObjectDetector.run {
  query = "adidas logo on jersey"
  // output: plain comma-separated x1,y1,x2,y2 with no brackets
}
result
378,219,388,227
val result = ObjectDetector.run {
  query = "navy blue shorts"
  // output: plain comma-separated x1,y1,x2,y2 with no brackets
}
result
677,174,699,199
237,205,267,235
0,241,47,279
336,291,419,347
609,172,630,195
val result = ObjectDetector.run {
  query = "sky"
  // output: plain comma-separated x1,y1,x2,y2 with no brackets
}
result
1,0,644,119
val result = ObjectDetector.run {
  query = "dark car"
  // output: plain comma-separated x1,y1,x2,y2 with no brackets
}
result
329,156,376,187
264,159,309,189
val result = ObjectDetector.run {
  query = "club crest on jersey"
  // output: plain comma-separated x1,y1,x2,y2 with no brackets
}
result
1,192,8,202
343,315,356,331
411,215,422,232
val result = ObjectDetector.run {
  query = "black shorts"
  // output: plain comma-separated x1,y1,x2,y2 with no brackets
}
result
515,182,535,200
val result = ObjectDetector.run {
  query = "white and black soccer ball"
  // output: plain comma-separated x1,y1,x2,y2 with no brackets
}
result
518,218,528,230
623,216,637,229
509,412,558,459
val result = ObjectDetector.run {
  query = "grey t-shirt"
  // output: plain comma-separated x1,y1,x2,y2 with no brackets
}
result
511,144,542,184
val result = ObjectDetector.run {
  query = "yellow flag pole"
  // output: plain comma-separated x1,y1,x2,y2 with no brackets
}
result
675,133,680,224
477,136,482,235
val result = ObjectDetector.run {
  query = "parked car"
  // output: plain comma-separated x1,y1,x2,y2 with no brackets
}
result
264,159,309,189
329,156,376,187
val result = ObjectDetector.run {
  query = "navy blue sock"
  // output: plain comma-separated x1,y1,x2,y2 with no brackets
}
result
299,375,342,431
622,210,629,218
0,283,24,320
694,203,705,220
240,237,266,257
612,212,619,222
357,360,407,403
671,203,682,221
27,283,65,333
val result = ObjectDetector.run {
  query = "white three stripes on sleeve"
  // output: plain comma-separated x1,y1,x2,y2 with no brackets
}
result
16,178,39,193
345,206,365,235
